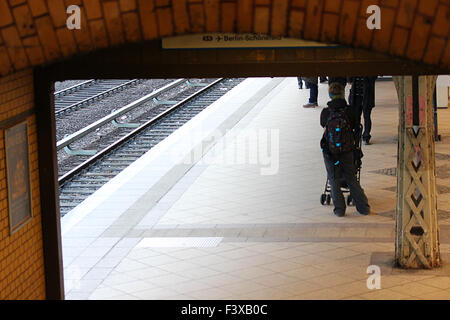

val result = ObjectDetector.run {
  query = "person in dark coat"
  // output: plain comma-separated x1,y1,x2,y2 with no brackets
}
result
328,77,347,88
320,82,371,217
348,76,377,144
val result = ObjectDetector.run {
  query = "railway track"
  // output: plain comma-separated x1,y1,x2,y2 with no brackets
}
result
58,78,243,216
54,79,142,114
57,78,199,176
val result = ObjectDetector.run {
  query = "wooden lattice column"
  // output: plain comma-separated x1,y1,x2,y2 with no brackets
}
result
393,75,440,269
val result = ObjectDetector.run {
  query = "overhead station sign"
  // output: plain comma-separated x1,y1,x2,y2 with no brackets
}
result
162,33,340,49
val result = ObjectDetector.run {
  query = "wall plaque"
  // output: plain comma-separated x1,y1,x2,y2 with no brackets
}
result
5,120,32,232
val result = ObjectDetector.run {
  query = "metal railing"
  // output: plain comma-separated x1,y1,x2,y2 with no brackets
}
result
54,79,95,97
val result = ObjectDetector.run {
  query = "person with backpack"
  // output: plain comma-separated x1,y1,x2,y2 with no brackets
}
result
320,82,371,217
328,77,347,88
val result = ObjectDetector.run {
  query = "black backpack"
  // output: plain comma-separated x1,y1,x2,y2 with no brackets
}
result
325,108,354,154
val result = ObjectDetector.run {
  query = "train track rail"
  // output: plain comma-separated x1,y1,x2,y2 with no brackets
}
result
58,78,243,216
56,78,202,177
54,79,95,96
54,79,142,114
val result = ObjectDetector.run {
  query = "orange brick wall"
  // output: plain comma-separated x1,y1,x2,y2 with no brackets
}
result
0,69,46,300
0,0,448,78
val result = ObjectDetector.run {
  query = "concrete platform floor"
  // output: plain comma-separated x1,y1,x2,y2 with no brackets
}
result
62,77,450,300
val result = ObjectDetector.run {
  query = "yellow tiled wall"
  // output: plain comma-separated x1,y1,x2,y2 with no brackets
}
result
0,69,45,300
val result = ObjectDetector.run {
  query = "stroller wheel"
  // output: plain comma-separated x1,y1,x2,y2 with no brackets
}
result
347,195,353,206
320,194,326,205
326,194,331,205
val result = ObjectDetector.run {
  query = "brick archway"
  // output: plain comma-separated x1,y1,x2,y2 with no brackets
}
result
0,0,449,300
0,0,449,77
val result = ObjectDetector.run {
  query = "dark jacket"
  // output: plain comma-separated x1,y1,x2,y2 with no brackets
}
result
320,98,358,153
320,98,357,130
328,77,347,88
348,76,377,109
303,77,318,85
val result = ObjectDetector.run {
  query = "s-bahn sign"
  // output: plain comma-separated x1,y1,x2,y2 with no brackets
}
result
5,120,32,233
162,33,340,49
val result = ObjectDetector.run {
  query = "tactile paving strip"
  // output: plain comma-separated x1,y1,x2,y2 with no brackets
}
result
383,184,450,194
136,237,223,248
377,209,450,221
372,167,397,176
372,163,450,179
436,152,450,160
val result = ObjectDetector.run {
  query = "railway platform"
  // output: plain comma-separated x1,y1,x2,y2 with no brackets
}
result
61,77,450,300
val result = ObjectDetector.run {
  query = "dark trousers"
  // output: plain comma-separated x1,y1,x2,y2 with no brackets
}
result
354,102,373,141
306,82,318,103
323,151,370,216
350,78,376,141
297,77,303,88
351,94,372,141
362,106,373,141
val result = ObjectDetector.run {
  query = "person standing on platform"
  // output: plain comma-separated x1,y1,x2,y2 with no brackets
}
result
303,77,318,108
297,77,304,89
348,76,377,145
328,77,347,89
320,82,371,217
361,76,377,144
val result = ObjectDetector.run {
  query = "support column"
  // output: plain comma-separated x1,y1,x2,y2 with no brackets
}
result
34,68,65,299
393,75,440,269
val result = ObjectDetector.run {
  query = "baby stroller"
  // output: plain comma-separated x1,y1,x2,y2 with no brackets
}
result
320,124,363,206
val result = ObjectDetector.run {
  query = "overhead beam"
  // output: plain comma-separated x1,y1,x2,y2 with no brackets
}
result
34,68,65,299
44,41,449,81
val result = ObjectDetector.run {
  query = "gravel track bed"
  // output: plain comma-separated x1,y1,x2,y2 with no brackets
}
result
56,78,213,177
54,80,88,92
55,79,171,140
